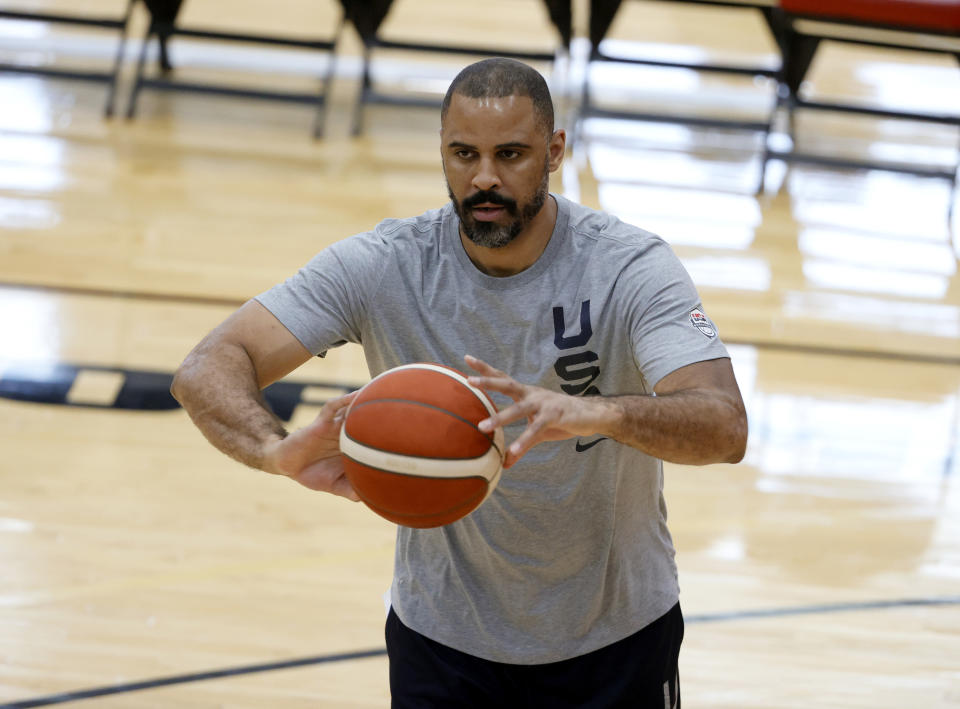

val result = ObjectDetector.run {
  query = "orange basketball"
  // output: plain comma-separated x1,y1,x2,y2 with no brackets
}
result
339,363,505,528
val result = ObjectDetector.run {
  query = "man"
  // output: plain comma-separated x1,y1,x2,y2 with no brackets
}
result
172,58,747,707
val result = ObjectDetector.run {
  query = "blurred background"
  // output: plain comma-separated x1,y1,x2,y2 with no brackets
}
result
0,0,958,707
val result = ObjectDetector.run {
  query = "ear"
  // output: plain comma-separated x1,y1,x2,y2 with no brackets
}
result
547,129,566,172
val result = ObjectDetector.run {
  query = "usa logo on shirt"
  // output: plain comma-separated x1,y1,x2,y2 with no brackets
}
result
690,308,717,338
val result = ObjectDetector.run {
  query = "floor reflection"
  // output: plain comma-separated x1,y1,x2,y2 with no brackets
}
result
0,288,62,364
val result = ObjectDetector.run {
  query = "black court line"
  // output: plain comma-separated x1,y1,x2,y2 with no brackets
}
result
2,596,958,708
0,649,388,709
686,595,960,623
1,280,958,367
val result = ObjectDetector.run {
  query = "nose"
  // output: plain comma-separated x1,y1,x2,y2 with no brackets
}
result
471,155,501,192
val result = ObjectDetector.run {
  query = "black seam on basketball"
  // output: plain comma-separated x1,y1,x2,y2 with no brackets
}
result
348,395,499,442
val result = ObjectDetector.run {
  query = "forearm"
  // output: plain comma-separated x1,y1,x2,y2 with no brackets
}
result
594,390,747,465
171,342,287,473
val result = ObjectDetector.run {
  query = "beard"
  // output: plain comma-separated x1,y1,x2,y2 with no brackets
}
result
448,160,550,249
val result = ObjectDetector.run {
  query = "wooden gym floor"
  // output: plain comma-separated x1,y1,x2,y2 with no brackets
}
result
0,0,958,706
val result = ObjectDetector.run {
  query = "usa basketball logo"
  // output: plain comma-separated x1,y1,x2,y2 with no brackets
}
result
690,308,717,338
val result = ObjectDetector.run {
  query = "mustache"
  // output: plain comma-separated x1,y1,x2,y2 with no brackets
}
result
461,190,518,213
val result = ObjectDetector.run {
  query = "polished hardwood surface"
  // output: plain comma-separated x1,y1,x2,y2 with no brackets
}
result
1,1,959,707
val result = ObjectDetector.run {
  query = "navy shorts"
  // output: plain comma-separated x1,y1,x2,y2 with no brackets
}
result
386,603,683,708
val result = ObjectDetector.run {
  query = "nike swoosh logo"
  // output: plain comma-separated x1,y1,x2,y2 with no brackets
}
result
575,437,608,453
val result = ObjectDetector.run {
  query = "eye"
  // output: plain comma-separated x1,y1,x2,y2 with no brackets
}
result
499,150,520,159
454,149,475,160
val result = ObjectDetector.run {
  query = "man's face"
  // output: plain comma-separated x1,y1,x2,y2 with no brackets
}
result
441,93,560,249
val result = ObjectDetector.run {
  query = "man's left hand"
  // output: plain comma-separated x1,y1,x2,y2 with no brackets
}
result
465,354,613,468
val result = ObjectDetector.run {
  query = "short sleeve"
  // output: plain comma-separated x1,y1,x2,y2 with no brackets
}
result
622,239,729,390
255,230,388,355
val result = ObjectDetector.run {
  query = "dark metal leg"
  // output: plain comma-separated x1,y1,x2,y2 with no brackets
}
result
312,15,346,139
573,48,596,149
312,54,335,140
103,0,135,117
351,45,372,137
950,54,960,225
158,30,172,73
948,127,960,225
948,182,955,226
126,21,155,119
757,113,773,195
780,26,819,157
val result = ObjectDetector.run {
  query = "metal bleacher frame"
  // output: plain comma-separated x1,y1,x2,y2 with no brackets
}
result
124,2,347,138
578,0,785,152
771,8,960,201
348,0,569,136
0,0,135,116
351,41,562,136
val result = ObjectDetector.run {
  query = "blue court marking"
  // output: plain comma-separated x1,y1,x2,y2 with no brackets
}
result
3,596,958,708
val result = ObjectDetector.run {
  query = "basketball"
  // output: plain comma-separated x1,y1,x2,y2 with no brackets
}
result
339,363,505,528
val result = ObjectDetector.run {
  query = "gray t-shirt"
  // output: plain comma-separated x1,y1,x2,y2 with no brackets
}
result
257,194,728,664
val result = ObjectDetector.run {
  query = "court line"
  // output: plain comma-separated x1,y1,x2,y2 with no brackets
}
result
685,595,960,623
0,649,388,709
1,281,958,366
2,595,958,708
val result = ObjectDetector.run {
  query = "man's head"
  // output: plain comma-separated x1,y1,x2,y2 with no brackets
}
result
441,58,555,138
440,59,564,250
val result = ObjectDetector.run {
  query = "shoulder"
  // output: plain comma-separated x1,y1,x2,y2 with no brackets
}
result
369,205,448,244
319,204,448,268
560,196,666,252
556,197,695,304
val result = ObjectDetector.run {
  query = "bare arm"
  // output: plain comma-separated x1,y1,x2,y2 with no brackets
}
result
466,355,747,468
171,300,359,499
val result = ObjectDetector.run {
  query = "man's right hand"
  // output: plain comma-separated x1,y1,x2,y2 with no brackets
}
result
263,392,361,501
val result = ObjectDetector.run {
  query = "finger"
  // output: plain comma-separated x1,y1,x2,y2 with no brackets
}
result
503,434,536,468
506,418,548,464
478,400,528,433
463,354,500,375
464,356,532,405
306,391,360,436
504,403,565,467
331,474,360,502
293,457,348,493
319,390,359,421
468,375,527,403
